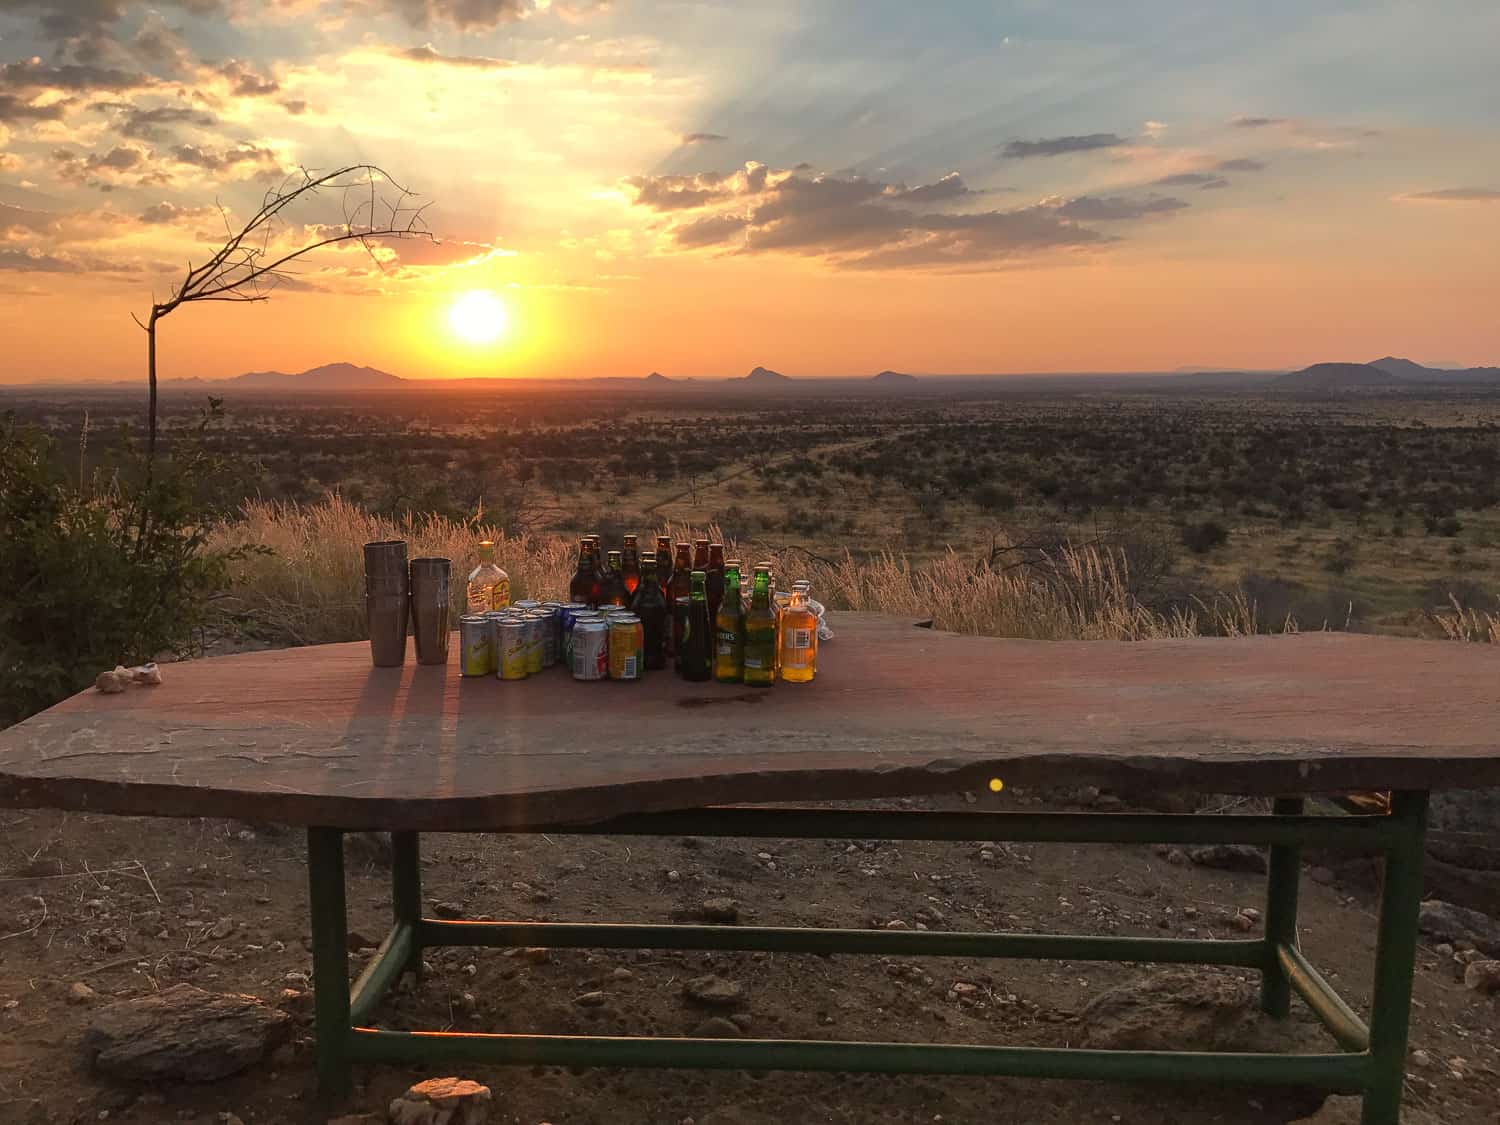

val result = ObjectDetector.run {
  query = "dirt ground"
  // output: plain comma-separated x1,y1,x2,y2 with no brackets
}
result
0,792,1496,1125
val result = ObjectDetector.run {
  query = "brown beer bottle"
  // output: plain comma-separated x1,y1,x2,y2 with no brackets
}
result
692,538,710,573
569,538,596,606
705,542,726,623
602,550,629,606
631,552,668,670
668,542,693,659
621,534,641,596
655,535,674,597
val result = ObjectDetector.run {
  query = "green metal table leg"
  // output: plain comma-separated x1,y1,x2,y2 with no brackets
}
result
1361,790,1428,1125
308,827,352,1100
391,831,423,977
1261,796,1305,1017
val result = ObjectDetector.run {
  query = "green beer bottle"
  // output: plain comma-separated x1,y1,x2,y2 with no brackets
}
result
714,562,744,683
742,564,777,687
680,570,713,682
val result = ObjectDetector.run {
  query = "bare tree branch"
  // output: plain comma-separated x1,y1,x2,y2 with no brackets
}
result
140,163,435,466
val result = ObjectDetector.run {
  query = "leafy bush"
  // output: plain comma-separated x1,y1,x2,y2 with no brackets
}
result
0,404,246,727
1180,518,1229,554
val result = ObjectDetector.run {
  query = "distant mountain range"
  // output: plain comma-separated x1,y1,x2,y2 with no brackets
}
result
10,358,1500,395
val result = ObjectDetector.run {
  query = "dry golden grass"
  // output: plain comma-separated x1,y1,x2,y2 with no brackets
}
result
1434,594,1500,643
211,496,1283,645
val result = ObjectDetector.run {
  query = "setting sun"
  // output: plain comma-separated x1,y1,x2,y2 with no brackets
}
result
447,290,509,346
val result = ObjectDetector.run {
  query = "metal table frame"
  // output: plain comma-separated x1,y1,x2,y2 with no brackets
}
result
306,791,1427,1125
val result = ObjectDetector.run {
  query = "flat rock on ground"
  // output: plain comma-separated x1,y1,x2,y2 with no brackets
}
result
83,982,291,1082
389,1077,492,1125
1419,899,1500,955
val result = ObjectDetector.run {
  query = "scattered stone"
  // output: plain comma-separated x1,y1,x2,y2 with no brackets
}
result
700,898,739,923
1434,943,1454,958
885,919,909,930
574,991,608,1008
683,975,744,1009
1419,900,1500,956
666,870,681,883
207,917,235,941
68,982,98,1005
1308,866,1336,886
1240,907,1260,922
347,930,380,952
1230,912,1257,932
611,967,633,981
1164,849,1190,866
1187,844,1268,875
84,983,291,1082
518,947,550,965
1079,970,1325,1054
1462,959,1500,993
430,902,466,920
691,1016,741,1038
389,1077,493,1125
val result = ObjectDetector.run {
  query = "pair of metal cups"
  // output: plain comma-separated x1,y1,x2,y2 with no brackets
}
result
362,541,451,668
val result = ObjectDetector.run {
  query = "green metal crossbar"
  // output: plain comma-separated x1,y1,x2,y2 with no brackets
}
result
305,794,1429,1125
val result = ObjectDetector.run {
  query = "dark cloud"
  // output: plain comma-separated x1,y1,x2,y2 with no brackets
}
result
1049,194,1189,221
395,44,516,68
169,142,281,174
105,102,217,141
0,0,127,42
887,172,970,204
0,94,68,122
1216,157,1266,172
1000,133,1126,159
1154,172,1229,190
283,99,308,115
0,246,80,271
1229,115,1287,128
0,202,58,234
218,59,279,97
139,200,215,224
682,132,727,145
389,0,532,30
1403,188,1500,202
634,164,1182,269
0,58,148,94
54,143,149,183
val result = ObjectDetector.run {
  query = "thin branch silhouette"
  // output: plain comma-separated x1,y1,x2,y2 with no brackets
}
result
136,163,434,468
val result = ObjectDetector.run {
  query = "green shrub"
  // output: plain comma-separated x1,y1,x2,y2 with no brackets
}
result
0,403,248,727
1180,518,1229,554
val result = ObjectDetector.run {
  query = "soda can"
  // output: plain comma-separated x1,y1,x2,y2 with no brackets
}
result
459,614,493,677
572,620,609,681
513,599,541,612
535,607,560,668
521,612,545,674
608,614,644,681
495,620,528,680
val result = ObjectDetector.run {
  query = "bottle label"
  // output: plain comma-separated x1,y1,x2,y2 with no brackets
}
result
789,628,812,650
716,630,739,655
744,657,763,669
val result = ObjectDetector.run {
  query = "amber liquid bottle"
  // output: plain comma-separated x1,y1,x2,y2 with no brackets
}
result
655,535,674,597
742,566,777,687
621,534,641,596
668,542,693,660
569,539,597,606
778,587,818,682
631,553,668,670
680,570,712,682
601,550,629,606
705,542,726,624
692,538,710,573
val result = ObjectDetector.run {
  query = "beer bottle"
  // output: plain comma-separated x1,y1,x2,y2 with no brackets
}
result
742,565,777,687
668,542,693,660
655,535,674,597
778,583,818,682
680,570,712,682
621,534,641,596
705,542,726,623
631,552,668,670
602,550,629,607
569,538,595,606
714,563,744,683
692,538,710,573
727,557,746,612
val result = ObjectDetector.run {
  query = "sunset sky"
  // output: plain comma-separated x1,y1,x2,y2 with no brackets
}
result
2,0,1498,382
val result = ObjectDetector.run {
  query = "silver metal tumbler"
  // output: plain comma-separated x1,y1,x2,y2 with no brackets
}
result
363,540,409,668
409,557,452,667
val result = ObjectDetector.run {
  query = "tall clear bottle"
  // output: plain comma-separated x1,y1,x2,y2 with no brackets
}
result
466,539,510,612
742,565,777,687
778,584,818,682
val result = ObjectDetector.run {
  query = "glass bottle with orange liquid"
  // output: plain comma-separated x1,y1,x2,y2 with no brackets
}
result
777,583,818,682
